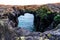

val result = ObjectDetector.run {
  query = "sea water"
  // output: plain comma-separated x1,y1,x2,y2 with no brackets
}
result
18,13,34,31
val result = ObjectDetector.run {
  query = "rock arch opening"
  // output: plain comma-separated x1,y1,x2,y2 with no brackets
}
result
18,13,34,31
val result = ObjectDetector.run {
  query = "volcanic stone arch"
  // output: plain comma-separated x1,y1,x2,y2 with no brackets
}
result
14,7,41,32
8,7,40,32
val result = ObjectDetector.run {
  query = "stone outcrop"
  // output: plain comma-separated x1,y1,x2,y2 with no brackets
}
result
0,3,60,40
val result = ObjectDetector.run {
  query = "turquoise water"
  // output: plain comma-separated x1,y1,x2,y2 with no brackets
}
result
18,13,34,31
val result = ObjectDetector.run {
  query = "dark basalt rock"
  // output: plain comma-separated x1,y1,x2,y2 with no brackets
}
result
0,4,60,40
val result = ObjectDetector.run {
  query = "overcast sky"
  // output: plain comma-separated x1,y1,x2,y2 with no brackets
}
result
0,0,60,5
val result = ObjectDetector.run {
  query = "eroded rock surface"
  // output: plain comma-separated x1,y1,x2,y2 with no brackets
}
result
0,3,60,40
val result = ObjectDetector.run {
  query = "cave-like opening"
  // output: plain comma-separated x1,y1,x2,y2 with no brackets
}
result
18,13,34,32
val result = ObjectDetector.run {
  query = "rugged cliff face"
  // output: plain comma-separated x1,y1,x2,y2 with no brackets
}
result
0,3,60,40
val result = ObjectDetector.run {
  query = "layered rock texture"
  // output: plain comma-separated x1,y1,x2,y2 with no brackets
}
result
0,3,60,40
